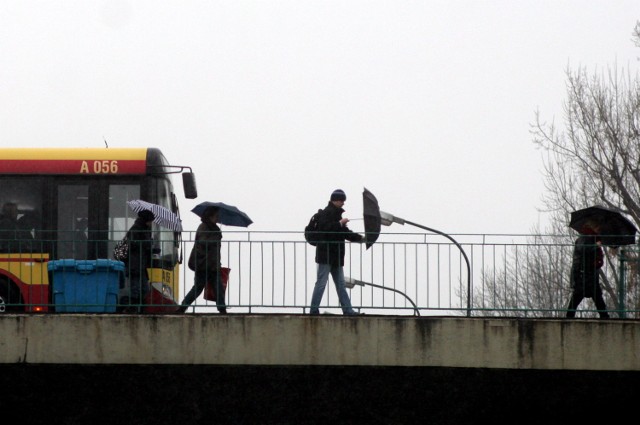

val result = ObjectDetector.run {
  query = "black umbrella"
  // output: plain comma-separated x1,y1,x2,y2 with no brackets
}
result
569,205,637,247
362,187,381,249
191,201,253,227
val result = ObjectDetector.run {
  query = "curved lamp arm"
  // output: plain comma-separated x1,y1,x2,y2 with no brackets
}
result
346,277,420,316
380,211,472,317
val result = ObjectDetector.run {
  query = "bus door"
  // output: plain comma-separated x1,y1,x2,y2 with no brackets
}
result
55,181,140,261
56,184,90,259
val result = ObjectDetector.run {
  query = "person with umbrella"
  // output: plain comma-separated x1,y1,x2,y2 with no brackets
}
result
565,219,610,319
309,189,366,316
123,209,156,313
178,206,226,314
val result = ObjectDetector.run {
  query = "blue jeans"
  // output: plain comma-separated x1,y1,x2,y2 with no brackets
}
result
309,263,355,315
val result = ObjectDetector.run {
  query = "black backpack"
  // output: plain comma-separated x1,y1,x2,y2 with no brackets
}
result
304,209,323,246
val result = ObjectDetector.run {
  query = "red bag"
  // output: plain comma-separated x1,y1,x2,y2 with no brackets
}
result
204,267,230,302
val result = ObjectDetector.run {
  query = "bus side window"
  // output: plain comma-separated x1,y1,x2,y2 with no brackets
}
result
0,202,35,252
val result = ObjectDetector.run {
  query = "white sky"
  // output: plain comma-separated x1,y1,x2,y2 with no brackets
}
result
1,1,639,237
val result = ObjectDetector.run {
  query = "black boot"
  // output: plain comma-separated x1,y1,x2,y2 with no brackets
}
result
118,296,130,313
123,297,141,314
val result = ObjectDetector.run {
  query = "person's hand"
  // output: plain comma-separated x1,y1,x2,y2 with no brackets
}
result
360,235,367,243
340,218,349,226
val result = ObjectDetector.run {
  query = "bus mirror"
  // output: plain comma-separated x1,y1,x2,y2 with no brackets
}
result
182,172,198,199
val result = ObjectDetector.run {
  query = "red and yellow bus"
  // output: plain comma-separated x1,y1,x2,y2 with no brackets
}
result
0,147,197,313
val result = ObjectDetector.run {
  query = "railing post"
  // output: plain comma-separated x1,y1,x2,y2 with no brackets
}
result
618,248,627,319
403,220,472,317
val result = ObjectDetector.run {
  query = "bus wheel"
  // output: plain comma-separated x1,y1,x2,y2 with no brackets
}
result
0,285,8,313
0,281,22,313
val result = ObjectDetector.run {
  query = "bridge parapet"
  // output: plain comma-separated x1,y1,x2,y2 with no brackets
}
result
1,314,638,371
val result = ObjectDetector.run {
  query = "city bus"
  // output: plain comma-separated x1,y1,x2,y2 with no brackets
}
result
0,147,197,313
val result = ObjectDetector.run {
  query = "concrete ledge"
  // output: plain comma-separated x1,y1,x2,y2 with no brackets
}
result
1,315,638,370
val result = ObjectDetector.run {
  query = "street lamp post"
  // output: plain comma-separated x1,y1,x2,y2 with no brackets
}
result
379,211,472,317
345,277,421,316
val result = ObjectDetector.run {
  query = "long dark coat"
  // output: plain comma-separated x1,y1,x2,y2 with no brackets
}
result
570,233,604,297
190,219,222,273
315,202,363,267
127,217,154,277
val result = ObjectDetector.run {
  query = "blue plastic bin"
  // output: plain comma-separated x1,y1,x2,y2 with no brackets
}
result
48,259,125,313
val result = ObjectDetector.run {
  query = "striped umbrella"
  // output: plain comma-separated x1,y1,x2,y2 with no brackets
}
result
126,199,183,232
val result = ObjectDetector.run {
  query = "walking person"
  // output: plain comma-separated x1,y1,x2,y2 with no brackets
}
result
309,189,365,316
178,206,227,314
124,209,155,313
566,221,610,319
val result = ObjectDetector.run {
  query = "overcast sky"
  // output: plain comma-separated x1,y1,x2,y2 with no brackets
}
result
2,1,639,237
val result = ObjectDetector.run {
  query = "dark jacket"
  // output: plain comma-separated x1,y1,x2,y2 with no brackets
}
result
0,215,33,253
127,217,154,277
570,233,603,297
191,219,222,273
315,202,363,267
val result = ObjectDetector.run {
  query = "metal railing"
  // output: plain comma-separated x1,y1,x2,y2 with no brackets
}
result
2,231,638,317
177,231,639,318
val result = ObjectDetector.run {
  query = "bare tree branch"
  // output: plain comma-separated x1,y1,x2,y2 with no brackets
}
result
480,25,640,318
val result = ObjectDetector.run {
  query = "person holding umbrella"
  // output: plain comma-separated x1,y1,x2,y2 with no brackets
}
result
178,206,226,314
565,220,610,319
123,209,155,313
309,189,366,316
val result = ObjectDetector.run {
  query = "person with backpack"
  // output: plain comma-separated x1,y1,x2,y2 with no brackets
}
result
309,189,365,316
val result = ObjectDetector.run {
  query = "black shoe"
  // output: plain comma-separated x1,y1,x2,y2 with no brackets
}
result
120,296,141,313
218,308,227,314
176,305,187,314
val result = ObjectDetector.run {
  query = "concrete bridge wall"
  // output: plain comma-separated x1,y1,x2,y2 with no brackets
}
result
1,314,638,370
2,315,638,424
